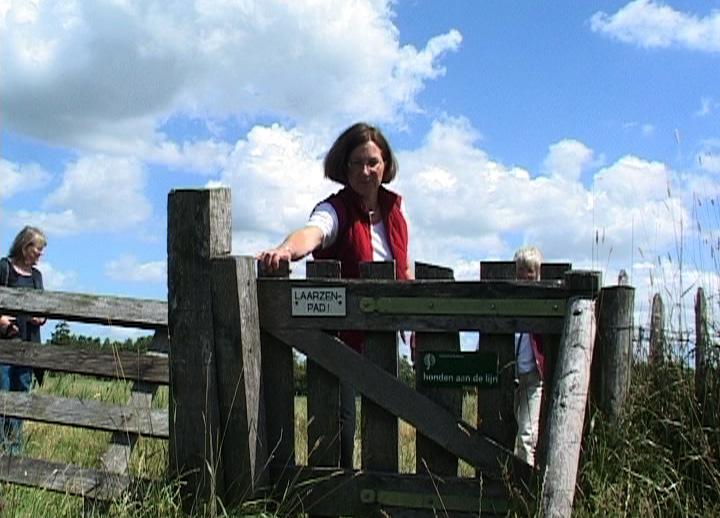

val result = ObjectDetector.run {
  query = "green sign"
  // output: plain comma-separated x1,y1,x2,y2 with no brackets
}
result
419,351,499,388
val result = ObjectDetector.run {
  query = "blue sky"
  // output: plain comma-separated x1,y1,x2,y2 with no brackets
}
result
1,0,719,348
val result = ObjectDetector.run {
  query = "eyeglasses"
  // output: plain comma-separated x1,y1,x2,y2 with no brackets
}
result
347,158,383,172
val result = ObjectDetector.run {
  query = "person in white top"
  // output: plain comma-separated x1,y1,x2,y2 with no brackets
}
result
513,245,545,466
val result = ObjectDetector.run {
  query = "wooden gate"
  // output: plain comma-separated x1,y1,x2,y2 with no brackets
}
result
167,188,601,516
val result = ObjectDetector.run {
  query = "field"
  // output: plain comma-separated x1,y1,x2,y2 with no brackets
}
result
1,349,718,517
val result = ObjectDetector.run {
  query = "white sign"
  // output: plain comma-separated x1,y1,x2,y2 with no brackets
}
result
291,287,346,316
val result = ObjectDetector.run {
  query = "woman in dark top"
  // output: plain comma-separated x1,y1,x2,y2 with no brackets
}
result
0,225,47,454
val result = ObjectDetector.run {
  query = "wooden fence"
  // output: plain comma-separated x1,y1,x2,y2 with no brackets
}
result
0,287,168,499
0,187,649,517
166,188,611,516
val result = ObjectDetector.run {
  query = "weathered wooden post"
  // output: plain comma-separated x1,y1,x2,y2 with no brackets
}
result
210,255,267,503
361,261,398,471
258,261,296,470
477,262,516,450
167,188,230,510
306,261,342,469
592,285,635,422
414,262,462,477
540,274,597,517
695,287,708,406
649,293,665,363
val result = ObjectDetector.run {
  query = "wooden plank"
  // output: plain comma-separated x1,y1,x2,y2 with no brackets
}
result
211,255,268,502
0,286,166,329
0,456,138,500
167,188,230,508
360,262,398,472
101,381,158,473
271,465,509,517
258,260,296,469
477,334,515,449
268,329,532,485
540,298,596,517
0,340,168,384
414,262,461,477
0,391,168,437
306,260,342,471
258,278,575,333
478,262,518,451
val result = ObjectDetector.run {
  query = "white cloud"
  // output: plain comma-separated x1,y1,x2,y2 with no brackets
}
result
9,155,152,235
542,139,596,182
0,159,52,199
34,261,78,291
591,0,720,52
105,255,166,283
1,0,461,151
695,97,720,117
219,124,336,250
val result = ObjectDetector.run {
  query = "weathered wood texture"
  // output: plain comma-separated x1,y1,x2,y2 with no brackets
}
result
211,255,268,502
478,262,572,282
0,391,167,437
360,262,399,472
414,262,462,477
269,329,531,486
306,260,342,471
0,340,168,384
592,286,635,422
271,466,509,517
258,260,296,469
0,286,166,329
167,188,231,508
257,278,582,333
695,288,708,405
0,455,137,500
649,293,665,363
540,298,596,518
101,381,158,474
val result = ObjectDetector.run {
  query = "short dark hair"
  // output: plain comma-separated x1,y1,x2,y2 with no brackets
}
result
324,122,398,185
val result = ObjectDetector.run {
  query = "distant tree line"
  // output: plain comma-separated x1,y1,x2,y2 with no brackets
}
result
48,321,153,353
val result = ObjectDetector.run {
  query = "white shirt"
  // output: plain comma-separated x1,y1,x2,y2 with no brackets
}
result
307,201,398,260
516,333,537,375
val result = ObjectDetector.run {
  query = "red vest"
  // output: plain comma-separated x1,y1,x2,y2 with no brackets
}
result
530,333,546,380
313,186,409,280
313,186,409,351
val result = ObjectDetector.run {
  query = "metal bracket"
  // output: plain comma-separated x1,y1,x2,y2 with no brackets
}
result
359,487,507,513
359,297,564,317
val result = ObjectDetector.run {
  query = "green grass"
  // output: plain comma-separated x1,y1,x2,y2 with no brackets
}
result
3,355,719,517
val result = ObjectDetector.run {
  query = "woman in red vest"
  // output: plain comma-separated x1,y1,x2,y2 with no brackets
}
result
257,122,412,468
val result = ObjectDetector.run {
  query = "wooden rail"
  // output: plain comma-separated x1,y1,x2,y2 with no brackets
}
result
0,285,168,501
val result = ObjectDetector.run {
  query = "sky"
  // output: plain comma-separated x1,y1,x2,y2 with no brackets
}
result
1,0,719,352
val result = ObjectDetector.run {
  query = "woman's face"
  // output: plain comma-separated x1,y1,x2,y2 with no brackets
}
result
347,141,385,201
23,241,45,266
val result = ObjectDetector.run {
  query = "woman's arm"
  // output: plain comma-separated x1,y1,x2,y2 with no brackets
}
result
256,226,325,272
